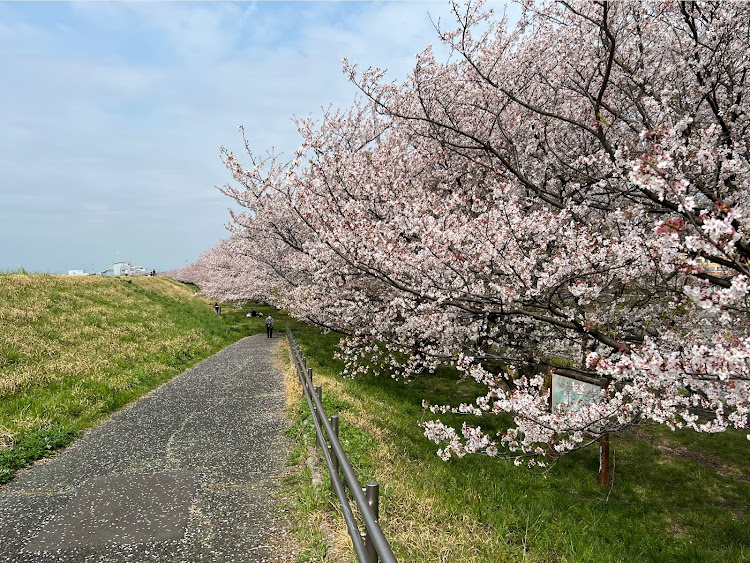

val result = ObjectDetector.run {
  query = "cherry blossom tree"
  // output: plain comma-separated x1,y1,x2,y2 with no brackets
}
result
163,258,209,287
215,0,749,465
164,235,283,303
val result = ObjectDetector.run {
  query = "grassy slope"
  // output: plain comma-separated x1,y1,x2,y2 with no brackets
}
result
2,276,746,561
284,323,750,563
0,274,275,484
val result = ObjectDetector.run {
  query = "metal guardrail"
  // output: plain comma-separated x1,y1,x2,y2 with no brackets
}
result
286,328,397,563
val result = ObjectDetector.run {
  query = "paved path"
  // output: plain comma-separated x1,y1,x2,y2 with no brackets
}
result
0,334,292,562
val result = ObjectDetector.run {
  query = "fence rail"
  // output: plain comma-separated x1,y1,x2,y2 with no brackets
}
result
286,328,397,563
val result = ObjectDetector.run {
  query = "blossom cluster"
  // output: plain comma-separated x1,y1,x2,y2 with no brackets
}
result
178,1,750,464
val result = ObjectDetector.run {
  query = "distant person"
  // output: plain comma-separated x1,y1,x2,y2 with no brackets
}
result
214,302,221,315
265,315,274,338
251,309,257,317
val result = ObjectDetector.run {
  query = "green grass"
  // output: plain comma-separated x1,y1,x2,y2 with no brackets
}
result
282,400,345,560
0,274,280,484
3,277,746,561
283,323,750,562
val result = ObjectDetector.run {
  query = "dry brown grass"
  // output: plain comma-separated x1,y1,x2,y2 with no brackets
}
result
0,274,223,451
0,275,203,397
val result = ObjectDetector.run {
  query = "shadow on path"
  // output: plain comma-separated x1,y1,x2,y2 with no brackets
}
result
0,334,292,562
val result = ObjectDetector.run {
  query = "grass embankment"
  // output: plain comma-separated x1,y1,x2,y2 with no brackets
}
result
0,274,275,484
3,278,746,560
282,323,750,562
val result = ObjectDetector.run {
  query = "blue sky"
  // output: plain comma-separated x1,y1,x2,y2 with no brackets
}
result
0,1,511,274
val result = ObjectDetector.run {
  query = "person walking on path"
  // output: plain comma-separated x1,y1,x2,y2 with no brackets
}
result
265,315,274,338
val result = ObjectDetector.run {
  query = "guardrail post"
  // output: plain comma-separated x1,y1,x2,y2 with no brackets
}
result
314,385,323,448
308,367,313,385
328,415,339,492
330,414,339,438
362,481,380,562
298,356,304,392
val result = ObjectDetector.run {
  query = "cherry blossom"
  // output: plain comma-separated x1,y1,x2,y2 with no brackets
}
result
184,1,750,464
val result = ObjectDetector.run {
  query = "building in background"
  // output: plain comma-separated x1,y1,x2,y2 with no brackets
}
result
67,262,152,276
99,262,150,277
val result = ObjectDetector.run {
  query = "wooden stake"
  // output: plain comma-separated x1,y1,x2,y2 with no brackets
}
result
599,432,610,486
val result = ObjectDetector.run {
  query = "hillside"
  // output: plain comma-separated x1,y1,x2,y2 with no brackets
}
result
0,274,248,483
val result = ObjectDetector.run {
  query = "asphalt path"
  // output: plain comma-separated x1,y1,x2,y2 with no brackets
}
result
0,334,293,562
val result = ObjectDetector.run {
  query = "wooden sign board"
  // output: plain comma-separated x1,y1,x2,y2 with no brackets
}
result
550,373,611,485
551,373,601,412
